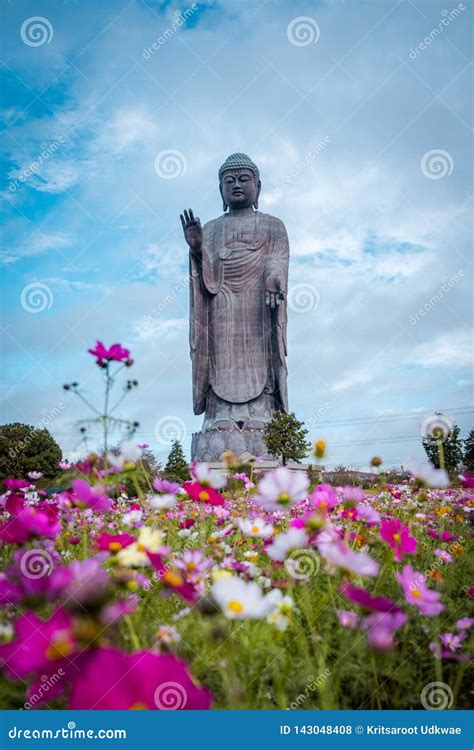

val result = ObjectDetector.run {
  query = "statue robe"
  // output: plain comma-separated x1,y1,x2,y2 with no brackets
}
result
189,210,289,422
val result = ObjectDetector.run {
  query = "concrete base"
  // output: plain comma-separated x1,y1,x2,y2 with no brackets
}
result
206,460,313,475
191,426,272,462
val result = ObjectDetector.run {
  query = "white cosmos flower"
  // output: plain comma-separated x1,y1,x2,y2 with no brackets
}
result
123,509,143,526
266,527,309,561
108,441,142,469
148,493,177,510
211,576,281,620
406,459,449,488
191,462,227,489
255,467,309,512
238,517,274,537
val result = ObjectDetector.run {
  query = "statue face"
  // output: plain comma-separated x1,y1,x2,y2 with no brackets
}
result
220,168,260,210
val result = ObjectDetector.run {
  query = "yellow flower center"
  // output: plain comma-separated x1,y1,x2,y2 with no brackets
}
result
412,588,421,598
108,541,122,552
163,571,183,587
198,490,210,501
393,533,400,541
251,525,260,533
46,637,73,661
320,500,327,509
278,492,291,505
227,600,244,614
129,702,147,710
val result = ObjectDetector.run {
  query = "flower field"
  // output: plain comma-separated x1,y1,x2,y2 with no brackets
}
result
0,452,472,711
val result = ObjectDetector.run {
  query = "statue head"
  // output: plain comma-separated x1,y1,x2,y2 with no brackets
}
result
218,153,261,212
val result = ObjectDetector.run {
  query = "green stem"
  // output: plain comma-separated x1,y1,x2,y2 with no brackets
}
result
124,614,141,650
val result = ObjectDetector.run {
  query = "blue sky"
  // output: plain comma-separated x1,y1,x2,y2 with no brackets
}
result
1,0,472,468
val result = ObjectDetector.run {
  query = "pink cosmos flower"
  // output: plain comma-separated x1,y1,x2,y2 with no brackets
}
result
356,504,381,525
4,479,30,491
434,548,452,563
68,647,212,709
5,551,70,602
0,608,76,679
440,632,465,652
146,552,199,603
339,583,400,614
456,617,473,631
175,550,212,584
0,498,61,543
153,479,180,495
183,482,225,507
70,479,113,512
363,611,407,651
317,534,379,577
341,486,366,504
309,483,338,513
396,565,444,616
88,341,131,366
380,517,417,562
62,558,109,608
337,610,359,629
459,472,474,488
95,532,135,552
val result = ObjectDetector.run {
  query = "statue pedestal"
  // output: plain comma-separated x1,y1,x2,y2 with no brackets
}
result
191,425,273,462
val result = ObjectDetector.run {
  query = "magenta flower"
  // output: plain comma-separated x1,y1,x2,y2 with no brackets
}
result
0,608,76,679
88,340,131,365
4,479,30,491
0,498,60,543
6,550,71,602
68,648,212,709
339,582,400,614
380,517,417,562
70,479,113,512
147,552,199,603
95,531,135,552
396,565,444,616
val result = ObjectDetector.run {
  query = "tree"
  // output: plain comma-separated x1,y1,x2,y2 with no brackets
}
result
163,440,189,483
263,411,311,466
422,423,463,475
0,423,62,487
463,429,474,472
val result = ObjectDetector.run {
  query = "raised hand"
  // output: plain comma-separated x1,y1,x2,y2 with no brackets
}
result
180,208,203,253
